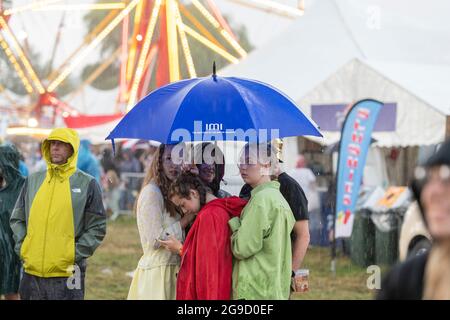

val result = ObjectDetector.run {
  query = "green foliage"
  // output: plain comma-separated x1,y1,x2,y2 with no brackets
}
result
81,0,254,92
81,62,120,90
82,0,124,56
0,10,76,97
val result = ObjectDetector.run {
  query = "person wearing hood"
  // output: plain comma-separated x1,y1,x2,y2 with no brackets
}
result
10,128,106,300
77,139,101,183
18,159,29,177
377,139,450,300
0,145,25,300
194,142,231,199
159,173,247,300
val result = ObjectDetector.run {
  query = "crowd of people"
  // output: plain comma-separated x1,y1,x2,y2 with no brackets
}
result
1,127,449,300
1,129,312,300
126,141,311,300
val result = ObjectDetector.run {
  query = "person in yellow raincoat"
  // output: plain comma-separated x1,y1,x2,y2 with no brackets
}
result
10,128,106,300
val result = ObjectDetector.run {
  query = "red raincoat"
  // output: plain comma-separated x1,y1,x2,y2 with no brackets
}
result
176,196,247,300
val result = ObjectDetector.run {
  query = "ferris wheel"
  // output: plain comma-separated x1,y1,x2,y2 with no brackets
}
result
0,0,304,130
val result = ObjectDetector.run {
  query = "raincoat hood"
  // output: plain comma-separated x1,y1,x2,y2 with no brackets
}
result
42,128,80,181
80,139,91,150
0,144,22,187
203,196,247,218
425,139,450,169
195,142,226,196
77,140,91,166
77,139,101,181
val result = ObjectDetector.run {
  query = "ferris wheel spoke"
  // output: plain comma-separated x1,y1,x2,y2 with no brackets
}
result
119,13,129,103
2,0,63,16
0,16,45,94
225,0,304,19
47,0,141,93
182,23,239,64
33,3,127,12
46,11,65,77
1,0,269,117
125,0,145,84
205,0,238,41
166,0,180,83
46,10,118,82
127,0,162,111
0,83,21,106
191,0,246,58
67,46,122,103
139,45,158,100
174,2,197,79
178,2,227,51
0,32,34,94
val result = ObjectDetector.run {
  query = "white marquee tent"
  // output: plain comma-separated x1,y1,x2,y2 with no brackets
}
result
220,0,450,171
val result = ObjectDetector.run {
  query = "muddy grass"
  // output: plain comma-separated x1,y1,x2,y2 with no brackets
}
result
85,216,379,300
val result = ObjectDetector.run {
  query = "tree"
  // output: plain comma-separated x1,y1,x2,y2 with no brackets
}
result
0,4,76,98
81,0,253,92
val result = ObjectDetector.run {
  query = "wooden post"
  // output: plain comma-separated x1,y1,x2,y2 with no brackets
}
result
446,116,450,139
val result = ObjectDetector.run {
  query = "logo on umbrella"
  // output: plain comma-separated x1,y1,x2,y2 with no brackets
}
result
205,123,223,133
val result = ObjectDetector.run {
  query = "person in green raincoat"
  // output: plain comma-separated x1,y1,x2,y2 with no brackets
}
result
0,144,25,300
229,143,295,300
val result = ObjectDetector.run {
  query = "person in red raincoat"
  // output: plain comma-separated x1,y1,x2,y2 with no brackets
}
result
159,173,246,300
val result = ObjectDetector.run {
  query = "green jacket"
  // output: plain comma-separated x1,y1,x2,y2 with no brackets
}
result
229,181,295,300
10,128,106,277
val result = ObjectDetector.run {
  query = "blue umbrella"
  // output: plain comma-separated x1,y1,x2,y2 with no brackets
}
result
106,71,322,147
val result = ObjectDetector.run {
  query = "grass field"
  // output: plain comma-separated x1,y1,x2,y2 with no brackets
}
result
85,216,379,300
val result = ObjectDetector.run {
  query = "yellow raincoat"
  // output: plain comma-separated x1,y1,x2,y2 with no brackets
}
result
11,128,106,278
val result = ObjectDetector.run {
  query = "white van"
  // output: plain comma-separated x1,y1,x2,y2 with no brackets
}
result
399,201,432,261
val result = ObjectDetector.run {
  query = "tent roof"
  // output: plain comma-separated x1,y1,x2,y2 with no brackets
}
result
366,60,450,115
220,0,450,116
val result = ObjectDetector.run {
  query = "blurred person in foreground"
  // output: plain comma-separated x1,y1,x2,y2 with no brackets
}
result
377,139,450,300
0,145,25,300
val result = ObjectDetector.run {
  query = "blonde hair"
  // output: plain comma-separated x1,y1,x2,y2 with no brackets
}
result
241,142,279,176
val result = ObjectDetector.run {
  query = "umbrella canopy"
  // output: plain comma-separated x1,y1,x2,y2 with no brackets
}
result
106,75,322,146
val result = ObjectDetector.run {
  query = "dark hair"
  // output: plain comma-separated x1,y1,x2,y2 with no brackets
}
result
425,140,450,169
194,142,225,196
168,173,210,207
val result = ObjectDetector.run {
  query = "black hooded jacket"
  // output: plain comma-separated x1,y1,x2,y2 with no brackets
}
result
0,145,25,294
377,139,450,300
194,143,230,198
